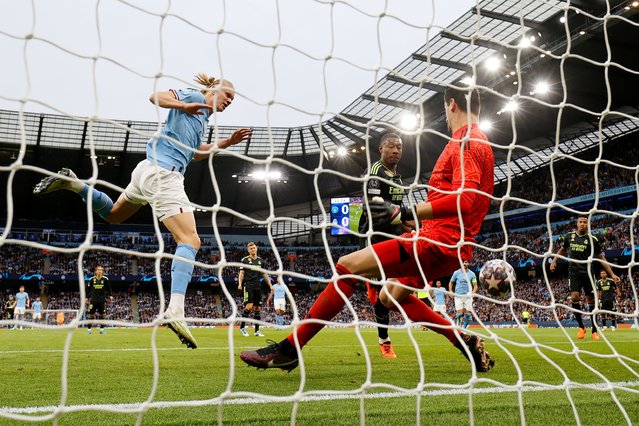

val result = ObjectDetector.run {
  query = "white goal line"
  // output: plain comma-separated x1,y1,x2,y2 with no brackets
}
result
2,380,639,416
3,339,639,355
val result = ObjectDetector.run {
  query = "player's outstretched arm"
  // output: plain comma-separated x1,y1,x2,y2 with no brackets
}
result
194,128,253,160
149,90,212,115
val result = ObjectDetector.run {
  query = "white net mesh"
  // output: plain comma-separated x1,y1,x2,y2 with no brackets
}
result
1,0,639,424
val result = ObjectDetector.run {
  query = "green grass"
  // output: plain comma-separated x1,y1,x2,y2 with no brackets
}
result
1,327,638,425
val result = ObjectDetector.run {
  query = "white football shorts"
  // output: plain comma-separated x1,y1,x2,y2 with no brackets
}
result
123,160,194,222
274,299,286,311
433,303,446,314
454,296,473,312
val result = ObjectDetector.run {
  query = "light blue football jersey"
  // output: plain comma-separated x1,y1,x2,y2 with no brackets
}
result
147,88,210,174
33,300,43,313
16,292,29,308
433,287,446,305
450,269,476,295
273,283,286,299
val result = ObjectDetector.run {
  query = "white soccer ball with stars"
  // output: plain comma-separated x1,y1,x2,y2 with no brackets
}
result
479,259,516,297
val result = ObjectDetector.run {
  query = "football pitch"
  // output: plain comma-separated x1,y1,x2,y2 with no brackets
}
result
1,327,638,425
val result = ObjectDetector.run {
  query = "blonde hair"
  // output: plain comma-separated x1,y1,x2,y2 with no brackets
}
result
194,72,219,94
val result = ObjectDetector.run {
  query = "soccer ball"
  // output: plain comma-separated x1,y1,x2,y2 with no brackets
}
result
479,259,516,297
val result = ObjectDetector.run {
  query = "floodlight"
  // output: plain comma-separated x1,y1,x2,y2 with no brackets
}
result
485,56,501,72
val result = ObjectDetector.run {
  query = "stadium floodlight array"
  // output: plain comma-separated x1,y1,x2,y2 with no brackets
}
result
1,0,638,424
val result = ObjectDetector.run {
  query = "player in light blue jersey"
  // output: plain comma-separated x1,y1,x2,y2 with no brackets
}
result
449,260,477,328
33,73,252,348
429,280,448,318
32,296,44,324
14,286,30,329
267,278,288,326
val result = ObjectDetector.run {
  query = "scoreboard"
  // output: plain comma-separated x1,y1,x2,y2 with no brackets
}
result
330,197,363,235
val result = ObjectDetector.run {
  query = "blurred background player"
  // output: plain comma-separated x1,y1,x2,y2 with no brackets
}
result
238,242,274,337
32,296,43,325
521,309,530,328
14,286,30,330
358,133,412,358
595,270,621,331
429,280,448,319
5,295,15,329
550,215,620,340
267,277,288,327
416,285,432,331
33,73,251,349
449,260,477,328
86,265,112,334
241,87,495,373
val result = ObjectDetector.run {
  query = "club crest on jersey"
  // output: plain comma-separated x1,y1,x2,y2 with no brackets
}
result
369,179,380,189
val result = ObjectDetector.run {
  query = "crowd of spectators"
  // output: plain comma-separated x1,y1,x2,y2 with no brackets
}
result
2,136,638,328
473,213,637,266
491,137,639,213
2,270,637,328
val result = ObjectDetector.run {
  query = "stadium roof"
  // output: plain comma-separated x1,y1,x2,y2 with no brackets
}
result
2,1,637,156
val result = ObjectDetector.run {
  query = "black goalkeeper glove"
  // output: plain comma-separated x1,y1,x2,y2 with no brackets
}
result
369,197,411,227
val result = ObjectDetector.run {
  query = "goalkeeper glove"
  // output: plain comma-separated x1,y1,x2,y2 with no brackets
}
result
369,196,411,227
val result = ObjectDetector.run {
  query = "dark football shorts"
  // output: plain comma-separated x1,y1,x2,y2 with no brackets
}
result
569,273,594,296
244,287,262,307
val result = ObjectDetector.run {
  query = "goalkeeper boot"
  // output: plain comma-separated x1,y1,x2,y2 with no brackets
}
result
455,334,494,373
240,339,299,371
33,168,77,195
164,311,197,349
255,330,265,337
576,328,586,339
379,342,397,359
240,327,249,337
99,328,106,334
591,332,600,341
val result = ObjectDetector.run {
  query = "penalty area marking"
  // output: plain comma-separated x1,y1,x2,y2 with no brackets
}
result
2,380,639,415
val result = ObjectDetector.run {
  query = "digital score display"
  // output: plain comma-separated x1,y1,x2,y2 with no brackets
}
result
330,197,363,236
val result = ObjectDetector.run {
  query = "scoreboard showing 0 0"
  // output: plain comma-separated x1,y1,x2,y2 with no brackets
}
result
330,197,363,235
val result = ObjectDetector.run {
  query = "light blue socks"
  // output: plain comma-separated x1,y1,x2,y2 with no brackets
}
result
171,244,198,296
79,184,114,219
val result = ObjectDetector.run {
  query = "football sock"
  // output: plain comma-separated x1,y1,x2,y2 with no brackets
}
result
169,244,197,312
463,313,472,328
79,184,114,219
374,299,390,340
455,313,463,327
286,263,357,349
572,302,585,328
253,311,261,332
168,294,185,315
240,308,250,329
588,303,596,332
393,295,458,344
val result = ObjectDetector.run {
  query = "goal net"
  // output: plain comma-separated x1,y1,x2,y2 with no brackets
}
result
1,0,638,424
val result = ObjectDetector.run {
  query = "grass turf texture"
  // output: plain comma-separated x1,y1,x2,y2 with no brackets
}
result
0,327,638,425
